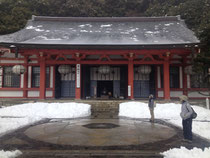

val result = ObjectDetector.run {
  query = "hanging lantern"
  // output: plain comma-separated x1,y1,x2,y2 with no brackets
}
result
58,65,71,74
98,65,110,74
138,65,151,74
184,65,193,75
12,65,26,74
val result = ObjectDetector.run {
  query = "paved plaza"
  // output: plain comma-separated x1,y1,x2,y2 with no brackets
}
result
0,117,210,157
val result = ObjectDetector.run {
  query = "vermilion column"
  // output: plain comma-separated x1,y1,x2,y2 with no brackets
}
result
128,60,134,99
182,57,188,95
23,56,28,98
163,60,170,100
75,64,81,99
39,57,46,99
183,66,188,95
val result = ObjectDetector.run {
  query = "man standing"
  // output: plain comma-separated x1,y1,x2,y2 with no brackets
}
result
148,94,155,123
179,95,193,142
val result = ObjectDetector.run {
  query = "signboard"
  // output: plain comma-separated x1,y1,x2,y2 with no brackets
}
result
128,85,131,96
76,64,80,88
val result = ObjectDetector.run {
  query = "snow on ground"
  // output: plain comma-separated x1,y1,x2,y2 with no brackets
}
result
161,146,210,158
119,101,210,140
119,101,210,158
0,150,22,158
0,101,209,158
0,102,91,136
0,102,91,158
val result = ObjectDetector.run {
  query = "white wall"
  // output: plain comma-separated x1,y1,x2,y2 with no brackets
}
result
170,91,183,97
28,91,39,97
46,91,53,97
188,91,209,98
0,91,23,97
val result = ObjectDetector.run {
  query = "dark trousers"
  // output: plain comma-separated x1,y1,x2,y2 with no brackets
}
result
182,118,192,140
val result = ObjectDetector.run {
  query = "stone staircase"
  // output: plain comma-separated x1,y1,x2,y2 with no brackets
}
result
82,100,124,118
19,150,163,158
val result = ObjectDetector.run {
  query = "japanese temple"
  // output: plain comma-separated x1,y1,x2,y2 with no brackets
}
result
0,15,207,100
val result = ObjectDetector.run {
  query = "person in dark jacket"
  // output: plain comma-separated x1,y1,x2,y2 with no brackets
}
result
148,94,155,123
179,95,193,142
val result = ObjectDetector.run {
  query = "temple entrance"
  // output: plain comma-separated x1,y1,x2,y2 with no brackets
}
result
97,81,113,98
82,65,126,99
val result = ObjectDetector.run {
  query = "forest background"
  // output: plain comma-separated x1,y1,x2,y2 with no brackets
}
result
0,0,209,84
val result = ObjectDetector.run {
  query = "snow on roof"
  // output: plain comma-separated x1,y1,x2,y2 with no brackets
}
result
0,16,199,46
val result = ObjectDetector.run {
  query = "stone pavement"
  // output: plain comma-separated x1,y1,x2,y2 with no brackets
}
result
0,117,210,158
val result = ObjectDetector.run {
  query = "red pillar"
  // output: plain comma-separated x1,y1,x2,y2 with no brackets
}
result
23,57,28,98
163,60,170,100
75,64,81,99
183,66,188,95
128,60,134,99
182,58,188,95
39,58,46,99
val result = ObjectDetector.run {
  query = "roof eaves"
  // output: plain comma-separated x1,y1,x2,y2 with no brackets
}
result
0,42,200,50
32,15,180,23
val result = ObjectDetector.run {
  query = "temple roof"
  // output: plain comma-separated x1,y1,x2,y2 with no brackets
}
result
0,16,199,47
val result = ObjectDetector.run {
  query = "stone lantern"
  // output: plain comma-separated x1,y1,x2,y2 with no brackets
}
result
12,65,26,74
98,65,110,74
138,65,152,74
58,65,71,74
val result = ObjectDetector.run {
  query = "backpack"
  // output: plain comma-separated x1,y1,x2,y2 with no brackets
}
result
191,107,197,119
185,103,197,119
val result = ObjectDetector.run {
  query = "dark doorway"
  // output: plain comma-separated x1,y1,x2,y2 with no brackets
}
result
55,66,61,98
97,81,113,98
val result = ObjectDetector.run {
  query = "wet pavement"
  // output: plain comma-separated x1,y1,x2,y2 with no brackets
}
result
0,117,210,157
24,119,176,146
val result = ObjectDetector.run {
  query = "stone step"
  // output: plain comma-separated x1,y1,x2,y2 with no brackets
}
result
19,150,163,158
89,101,121,118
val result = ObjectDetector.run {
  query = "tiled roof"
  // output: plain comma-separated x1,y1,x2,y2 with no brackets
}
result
0,16,199,46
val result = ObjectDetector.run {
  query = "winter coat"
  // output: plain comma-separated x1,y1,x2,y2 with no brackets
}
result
180,101,193,120
148,98,154,109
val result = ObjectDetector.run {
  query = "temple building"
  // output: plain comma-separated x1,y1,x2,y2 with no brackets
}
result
0,16,208,100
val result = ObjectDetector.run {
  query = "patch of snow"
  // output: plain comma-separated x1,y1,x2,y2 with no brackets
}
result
26,26,36,29
0,102,91,136
80,30,88,32
119,102,210,140
145,31,160,34
35,36,62,40
161,146,210,158
79,25,85,28
164,23,174,26
101,24,112,27
79,24,92,28
145,31,154,34
0,150,22,158
130,29,136,32
35,28,45,32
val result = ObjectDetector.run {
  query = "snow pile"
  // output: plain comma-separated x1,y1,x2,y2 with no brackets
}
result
119,101,210,140
0,102,91,118
0,102,91,136
161,147,210,158
0,150,22,158
119,102,181,119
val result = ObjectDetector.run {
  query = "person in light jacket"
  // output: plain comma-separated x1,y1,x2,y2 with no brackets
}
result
148,94,155,123
179,95,193,142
